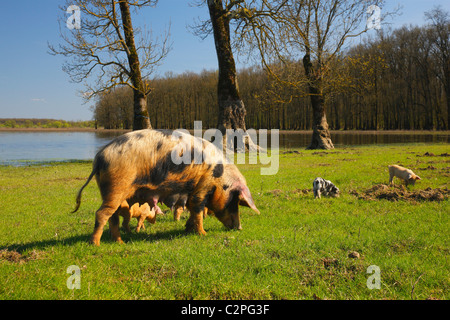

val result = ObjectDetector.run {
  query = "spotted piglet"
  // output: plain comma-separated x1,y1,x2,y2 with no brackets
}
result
313,177,340,199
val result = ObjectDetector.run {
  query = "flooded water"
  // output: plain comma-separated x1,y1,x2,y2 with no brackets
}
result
279,131,449,149
0,130,448,166
0,131,123,166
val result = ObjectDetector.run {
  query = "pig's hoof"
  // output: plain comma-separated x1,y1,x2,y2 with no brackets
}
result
89,239,100,246
185,223,207,236
185,228,207,236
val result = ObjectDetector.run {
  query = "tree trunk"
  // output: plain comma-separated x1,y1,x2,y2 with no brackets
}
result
207,0,247,135
119,0,151,130
445,65,450,130
207,0,260,152
446,85,450,130
303,53,334,150
307,88,334,149
132,89,149,130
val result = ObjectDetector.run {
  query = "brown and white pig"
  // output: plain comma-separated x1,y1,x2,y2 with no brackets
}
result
72,129,260,246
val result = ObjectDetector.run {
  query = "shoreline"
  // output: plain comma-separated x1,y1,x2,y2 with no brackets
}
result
0,127,449,135
0,127,128,133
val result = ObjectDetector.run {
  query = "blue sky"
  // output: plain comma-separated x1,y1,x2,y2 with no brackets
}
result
0,0,449,121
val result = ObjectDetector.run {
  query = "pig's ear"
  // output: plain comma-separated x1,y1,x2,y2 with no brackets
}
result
415,176,421,180
238,186,260,214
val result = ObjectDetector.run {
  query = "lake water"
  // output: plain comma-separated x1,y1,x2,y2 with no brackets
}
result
0,130,448,166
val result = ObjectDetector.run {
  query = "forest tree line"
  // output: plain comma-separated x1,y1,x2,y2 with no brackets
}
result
0,118,95,129
93,21,450,131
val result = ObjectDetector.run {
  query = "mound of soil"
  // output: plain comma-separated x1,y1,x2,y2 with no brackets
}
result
418,165,437,170
418,152,449,157
0,249,40,263
350,184,449,202
293,188,312,195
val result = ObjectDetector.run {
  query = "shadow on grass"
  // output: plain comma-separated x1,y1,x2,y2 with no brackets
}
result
1,228,188,254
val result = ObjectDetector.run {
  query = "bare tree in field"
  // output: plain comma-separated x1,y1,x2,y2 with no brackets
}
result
236,0,393,149
206,0,247,135
192,0,262,152
49,0,170,130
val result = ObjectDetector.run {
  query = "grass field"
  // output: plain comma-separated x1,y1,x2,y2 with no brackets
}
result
0,143,448,300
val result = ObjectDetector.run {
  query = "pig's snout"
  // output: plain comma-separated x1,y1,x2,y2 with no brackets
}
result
228,214,242,230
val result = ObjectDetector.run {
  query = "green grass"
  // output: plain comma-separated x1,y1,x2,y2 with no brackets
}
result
0,144,448,300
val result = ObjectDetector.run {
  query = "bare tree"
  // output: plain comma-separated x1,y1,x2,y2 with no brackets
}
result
236,0,395,149
207,0,248,135
191,0,265,152
49,0,170,130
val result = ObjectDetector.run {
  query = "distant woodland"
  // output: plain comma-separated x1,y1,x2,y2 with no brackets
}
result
92,21,449,131
0,118,95,129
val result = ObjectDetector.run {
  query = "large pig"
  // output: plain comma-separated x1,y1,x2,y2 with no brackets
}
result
72,129,260,246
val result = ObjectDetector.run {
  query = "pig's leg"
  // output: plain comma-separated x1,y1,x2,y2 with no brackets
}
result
122,214,132,233
388,168,395,185
136,215,146,232
91,201,124,246
146,208,156,224
186,185,215,235
116,205,132,233
121,212,132,233
314,189,321,199
185,209,206,235
174,205,184,221
108,211,122,242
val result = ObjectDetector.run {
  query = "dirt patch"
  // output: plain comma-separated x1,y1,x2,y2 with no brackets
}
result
312,151,329,156
267,189,312,196
418,165,437,170
350,184,449,202
293,188,312,195
267,189,283,196
282,150,301,155
0,249,41,264
418,152,449,157
266,189,312,198
322,258,339,269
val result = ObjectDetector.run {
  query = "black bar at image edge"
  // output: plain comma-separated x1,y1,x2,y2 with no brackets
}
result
0,300,446,318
